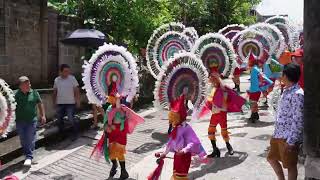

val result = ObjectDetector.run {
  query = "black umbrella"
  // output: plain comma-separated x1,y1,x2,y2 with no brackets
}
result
61,29,106,47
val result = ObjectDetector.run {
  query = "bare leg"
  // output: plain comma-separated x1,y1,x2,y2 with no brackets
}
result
268,159,285,180
287,165,298,180
92,105,98,127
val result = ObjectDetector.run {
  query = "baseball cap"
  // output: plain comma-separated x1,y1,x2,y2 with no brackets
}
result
18,76,30,83
291,49,304,57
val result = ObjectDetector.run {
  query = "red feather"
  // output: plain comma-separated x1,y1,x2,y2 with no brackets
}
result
90,133,106,160
147,158,165,180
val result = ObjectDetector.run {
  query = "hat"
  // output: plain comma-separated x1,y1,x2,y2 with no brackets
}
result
248,51,256,67
291,48,304,57
279,50,292,65
209,67,219,76
168,95,187,126
18,76,30,83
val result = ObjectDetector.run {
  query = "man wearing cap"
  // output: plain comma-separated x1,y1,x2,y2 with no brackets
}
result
15,76,46,167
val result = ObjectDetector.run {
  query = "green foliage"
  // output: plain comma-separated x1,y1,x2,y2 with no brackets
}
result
48,0,261,53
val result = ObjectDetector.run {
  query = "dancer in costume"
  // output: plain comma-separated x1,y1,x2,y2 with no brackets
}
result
247,52,273,123
153,52,208,180
262,56,283,105
196,67,246,157
207,68,245,157
104,93,144,179
83,44,143,179
0,79,16,138
218,24,247,92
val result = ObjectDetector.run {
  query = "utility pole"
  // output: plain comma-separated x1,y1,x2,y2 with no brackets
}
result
304,0,320,179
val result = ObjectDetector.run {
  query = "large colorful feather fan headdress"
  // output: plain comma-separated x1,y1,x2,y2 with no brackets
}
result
265,16,300,51
146,22,197,78
82,43,139,106
153,52,208,119
182,27,199,44
192,33,237,77
0,79,16,138
249,23,286,59
218,24,246,41
232,29,272,66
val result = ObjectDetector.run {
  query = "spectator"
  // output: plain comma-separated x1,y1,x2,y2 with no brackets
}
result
15,76,46,167
91,104,104,130
53,64,80,140
267,63,304,180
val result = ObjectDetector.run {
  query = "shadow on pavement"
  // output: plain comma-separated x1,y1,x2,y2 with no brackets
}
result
245,120,274,128
130,132,168,154
230,132,248,138
189,151,248,179
52,174,74,180
251,134,272,141
138,128,154,134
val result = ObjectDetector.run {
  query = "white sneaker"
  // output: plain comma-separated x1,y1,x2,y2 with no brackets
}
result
23,159,32,166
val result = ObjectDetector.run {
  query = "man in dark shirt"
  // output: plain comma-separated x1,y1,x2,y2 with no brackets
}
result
15,76,46,167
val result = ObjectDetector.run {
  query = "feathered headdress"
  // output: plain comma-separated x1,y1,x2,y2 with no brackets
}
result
265,16,299,51
232,29,272,66
192,33,237,77
153,52,209,120
218,24,246,41
0,79,16,138
82,43,139,107
249,23,286,60
146,22,197,78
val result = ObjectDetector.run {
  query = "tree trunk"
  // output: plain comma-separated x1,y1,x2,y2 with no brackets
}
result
304,0,320,179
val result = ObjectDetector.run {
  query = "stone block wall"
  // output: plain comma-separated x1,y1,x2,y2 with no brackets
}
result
2,0,42,85
0,0,85,87
57,15,85,84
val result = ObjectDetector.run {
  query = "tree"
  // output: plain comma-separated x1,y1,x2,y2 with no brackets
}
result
48,0,261,53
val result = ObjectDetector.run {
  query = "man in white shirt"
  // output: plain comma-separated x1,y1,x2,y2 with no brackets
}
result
53,64,80,140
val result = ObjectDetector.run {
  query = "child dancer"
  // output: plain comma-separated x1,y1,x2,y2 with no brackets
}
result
262,57,283,105
158,88,206,180
91,92,144,180
247,53,273,123
205,67,246,157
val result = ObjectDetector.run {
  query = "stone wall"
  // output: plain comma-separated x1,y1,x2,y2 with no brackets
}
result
1,0,43,85
0,0,10,80
57,15,85,82
0,0,85,87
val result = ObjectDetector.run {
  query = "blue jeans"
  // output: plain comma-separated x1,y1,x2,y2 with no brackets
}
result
56,104,79,135
16,120,37,160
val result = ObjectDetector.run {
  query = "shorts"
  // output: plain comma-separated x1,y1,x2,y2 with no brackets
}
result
209,112,227,128
248,91,261,102
267,138,299,168
109,142,126,161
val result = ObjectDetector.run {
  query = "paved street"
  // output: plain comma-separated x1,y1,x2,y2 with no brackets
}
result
10,76,305,180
